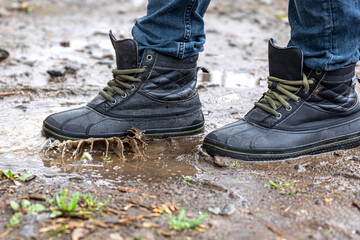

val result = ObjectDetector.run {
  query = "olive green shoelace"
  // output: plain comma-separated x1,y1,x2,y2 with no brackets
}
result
100,67,147,103
254,74,314,117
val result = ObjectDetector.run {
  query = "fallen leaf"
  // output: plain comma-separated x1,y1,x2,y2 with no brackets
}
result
116,186,140,193
39,224,62,232
266,224,286,237
89,219,109,228
67,221,86,229
142,222,160,228
123,204,133,211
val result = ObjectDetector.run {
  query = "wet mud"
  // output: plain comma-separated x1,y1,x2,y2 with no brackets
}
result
1,0,360,239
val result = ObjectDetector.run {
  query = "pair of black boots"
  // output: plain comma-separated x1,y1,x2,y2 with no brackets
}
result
42,32,360,161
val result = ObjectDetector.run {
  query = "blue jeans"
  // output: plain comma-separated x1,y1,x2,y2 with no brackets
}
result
132,0,360,71
288,0,360,71
132,0,211,59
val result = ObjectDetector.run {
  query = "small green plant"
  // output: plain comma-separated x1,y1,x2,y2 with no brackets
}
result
102,152,111,161
81,151,93,161
82,193,110,211
48,189,80,218
265,178,295,194
9,199,46,227
163,207,208,231
181,175,192,184
0,170,32,186
325,228,333,235
228,160,241,169
162,162,168,168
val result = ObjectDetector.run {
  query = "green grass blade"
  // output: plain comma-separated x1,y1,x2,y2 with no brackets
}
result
67,192,79,213
189,212,208,228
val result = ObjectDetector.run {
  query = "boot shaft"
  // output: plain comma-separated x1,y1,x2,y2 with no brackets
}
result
245,39,359,129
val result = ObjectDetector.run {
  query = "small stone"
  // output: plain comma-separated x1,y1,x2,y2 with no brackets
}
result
0,7,11,17
97,59,113,66
23,213,50,223
213,156,234,168
0,48,9,60
99,215,119,224
199,149,211,158
60,41,70,47
314,200,321,205
295,164,306,173
355,190,360,199
23,60,36,67
20,225,38,238
356,230,360,236
208,207,221,215
109,233,124,240
65,62,80,74
220,204,237,216
47,70,65,77
307,184,320,188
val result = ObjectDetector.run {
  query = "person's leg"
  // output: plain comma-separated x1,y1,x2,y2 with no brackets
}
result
42,0,211,141
288,0,360,71
204,0,360,161
132,0,211,59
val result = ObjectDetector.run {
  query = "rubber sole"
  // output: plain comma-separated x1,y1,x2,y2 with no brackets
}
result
42,123,205,142
203,135,360,161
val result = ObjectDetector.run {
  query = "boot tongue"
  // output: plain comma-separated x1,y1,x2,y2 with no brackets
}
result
268,39,303,80
109,30,138,69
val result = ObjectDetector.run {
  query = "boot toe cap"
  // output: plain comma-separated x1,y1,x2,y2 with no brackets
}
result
204,120,260,152
42,107,97,139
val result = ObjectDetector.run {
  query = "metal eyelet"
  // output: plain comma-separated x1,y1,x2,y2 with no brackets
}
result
286,106,292,111
303,89,309,94
276,113,282,119
295,98,301,103
110,99,117,105
315,70,322,75
130,84,135,90
146,55,153,61
121,93,127,98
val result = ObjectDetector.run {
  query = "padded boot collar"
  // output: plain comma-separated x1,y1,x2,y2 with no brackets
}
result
268,38,303,80
109,30,138,70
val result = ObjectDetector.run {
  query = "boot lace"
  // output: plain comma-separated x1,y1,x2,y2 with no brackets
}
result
100,67,147,103
254,74,314,117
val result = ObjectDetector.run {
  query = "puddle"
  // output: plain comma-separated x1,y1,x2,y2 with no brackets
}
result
41,136,202,185
0,92,202,186
198,70,264,89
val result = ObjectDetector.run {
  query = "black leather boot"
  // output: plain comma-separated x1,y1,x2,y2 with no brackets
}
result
204,39,360,161
42,31,204,140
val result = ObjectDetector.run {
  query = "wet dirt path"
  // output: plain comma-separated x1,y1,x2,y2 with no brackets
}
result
1,0,360,239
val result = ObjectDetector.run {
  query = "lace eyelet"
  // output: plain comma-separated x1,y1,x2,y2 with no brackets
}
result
315,70,322,75
130,84,135,90
286,106,292,111
295,98,301,103
121,93,127,98
303,90,309,94
146,55,153,61
276,113,282,119
110,99,117,105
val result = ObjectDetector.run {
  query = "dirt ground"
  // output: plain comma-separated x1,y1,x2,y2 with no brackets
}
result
1,0,360,239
